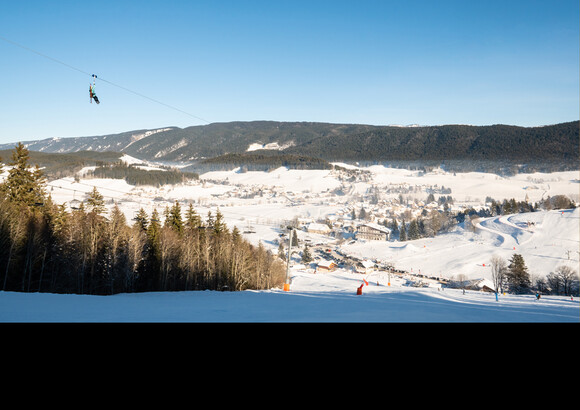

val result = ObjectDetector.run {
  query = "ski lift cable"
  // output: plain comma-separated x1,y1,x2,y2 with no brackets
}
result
0,38,262,218
95,76,211,123
46,182,129,203
0,35,91,77
0,35,211,123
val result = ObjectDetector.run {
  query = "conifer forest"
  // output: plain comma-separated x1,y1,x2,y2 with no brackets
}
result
0,143,285,295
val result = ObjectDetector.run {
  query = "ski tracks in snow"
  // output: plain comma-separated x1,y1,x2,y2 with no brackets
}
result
476,213,536,248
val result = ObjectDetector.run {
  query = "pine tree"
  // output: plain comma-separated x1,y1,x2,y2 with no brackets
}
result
399,220,407,241
185,203,201,230
359,207,367,220
142,208,162,290
213,208,227,236
408,219,420,240
147,209,161,245
291,229,298,247
166,201,183,234
133,208,149,232
231,225,241,243
506,253,531,294
1,142,46,207
206,210,214,229
86,187,106,215
390,218,399,236
509,198,517,213
302,244,312,263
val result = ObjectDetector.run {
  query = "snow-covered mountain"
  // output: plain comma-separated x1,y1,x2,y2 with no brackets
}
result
1,127,176,154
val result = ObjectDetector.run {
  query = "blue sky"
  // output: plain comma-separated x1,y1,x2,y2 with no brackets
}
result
0,0,578,144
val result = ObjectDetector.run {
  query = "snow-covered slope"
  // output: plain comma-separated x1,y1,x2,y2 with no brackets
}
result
1,164,578,322
1,269,577,322
341,208,579,282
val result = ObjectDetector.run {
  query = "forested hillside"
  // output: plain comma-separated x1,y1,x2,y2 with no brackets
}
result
282,121,580,163
0,144,285,295
124,121,580,166
0,149,124,179
4,121,577,172
86,162,199,186
198,152,333,172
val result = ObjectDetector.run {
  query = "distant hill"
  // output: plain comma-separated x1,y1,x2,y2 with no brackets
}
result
2,120,577,173
281,121,580,166
0,149,124,179
0,128,176,154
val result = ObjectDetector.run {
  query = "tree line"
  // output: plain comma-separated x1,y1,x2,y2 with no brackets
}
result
446,253,579,296
198,152,333,173
488,254,578,296
86,161,199,187
0,143,285,295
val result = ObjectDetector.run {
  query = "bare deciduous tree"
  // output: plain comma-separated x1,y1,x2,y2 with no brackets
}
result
490,255,507,294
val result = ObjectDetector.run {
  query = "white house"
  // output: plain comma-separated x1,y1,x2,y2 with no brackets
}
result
307,223,331,235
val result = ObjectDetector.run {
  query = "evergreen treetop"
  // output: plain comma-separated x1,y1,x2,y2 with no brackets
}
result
1,142,46,208
507,253,531,293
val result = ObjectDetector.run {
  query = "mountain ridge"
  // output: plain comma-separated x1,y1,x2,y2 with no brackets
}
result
1,120,577,171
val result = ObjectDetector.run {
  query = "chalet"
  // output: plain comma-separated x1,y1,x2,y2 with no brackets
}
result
317,259,337,272
356,223,391,241
356,259,375,274
307,223,331,235
471,278,496,293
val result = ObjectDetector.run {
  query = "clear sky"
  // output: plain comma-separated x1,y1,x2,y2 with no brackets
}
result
0,0,578,144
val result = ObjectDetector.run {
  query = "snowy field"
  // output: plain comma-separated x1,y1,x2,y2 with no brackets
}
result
1,158,578,322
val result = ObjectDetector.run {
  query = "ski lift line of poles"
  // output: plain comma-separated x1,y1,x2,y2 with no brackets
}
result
57,179,141,196
45,181,283,227
0,35,211,124
53,182,287,227
46,182,142,205
50,180,272,223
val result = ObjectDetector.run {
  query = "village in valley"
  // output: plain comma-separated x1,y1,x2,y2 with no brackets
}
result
40,154,575,293
2,1,579,323
1,143,578,321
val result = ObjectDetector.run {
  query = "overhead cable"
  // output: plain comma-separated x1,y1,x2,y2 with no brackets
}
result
0,35,211,123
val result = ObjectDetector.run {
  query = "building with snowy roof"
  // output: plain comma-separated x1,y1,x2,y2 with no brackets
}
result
356,223,391,241
306,223,331,235
317,259,337,272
